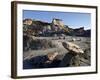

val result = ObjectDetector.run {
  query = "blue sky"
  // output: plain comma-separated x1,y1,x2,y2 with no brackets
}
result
23,10,91,30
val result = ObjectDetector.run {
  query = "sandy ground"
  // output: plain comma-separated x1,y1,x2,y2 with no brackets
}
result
23,36,91,69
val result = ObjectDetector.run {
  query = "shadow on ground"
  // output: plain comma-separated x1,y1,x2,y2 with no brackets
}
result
23,52,75,69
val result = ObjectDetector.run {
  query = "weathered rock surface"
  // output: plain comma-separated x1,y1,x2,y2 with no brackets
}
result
23,18,91,37
62,42,84,54
23,36,90,69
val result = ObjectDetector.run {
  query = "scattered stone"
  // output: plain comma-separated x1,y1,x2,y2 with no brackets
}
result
72,38,76,42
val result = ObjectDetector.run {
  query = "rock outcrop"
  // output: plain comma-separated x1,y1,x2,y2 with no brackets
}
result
62,42,84,54
23,18,91,37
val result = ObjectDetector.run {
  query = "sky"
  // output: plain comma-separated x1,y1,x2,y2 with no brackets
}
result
23,10,91,30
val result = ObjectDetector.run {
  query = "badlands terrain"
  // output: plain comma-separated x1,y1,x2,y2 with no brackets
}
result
23,36,90,69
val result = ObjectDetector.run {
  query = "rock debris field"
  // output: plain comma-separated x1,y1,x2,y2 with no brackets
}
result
23,36,91,69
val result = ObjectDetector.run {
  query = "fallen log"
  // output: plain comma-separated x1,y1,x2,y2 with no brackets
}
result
62,42,84,55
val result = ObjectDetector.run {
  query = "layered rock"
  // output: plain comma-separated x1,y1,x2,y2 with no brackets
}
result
23,18,91,37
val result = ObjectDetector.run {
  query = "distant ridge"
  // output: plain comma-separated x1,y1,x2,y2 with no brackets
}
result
23,18,91,37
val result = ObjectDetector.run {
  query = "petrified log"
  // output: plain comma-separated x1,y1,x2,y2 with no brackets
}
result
62,42,84,55
59,41,84,67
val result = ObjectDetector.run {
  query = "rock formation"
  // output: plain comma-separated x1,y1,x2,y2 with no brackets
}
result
62,42,84,55
23,18,91,37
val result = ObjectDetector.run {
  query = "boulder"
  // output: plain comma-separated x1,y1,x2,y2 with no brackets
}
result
62,42,84,54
